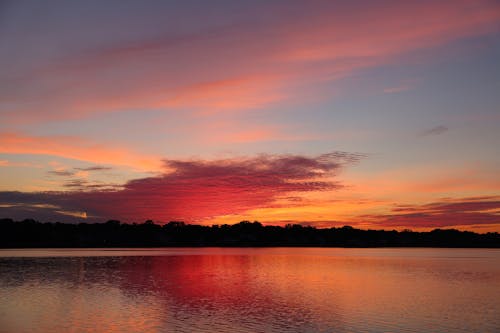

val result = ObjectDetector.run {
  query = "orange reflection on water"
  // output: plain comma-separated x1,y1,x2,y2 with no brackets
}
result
0,248,499,333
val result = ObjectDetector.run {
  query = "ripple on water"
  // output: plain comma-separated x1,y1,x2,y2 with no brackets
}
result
0,248,499,333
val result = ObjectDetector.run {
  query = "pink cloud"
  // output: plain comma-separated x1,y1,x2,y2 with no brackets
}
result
2,0,499,124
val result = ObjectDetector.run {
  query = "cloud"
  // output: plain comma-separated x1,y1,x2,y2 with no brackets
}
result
0,159,41,168
383,86,412,94
2,0,500,123
48,170,75,177
63,179,121,191
383,79,420,94
164,75,286,113
365,197,500,228
74,166,112,172
0,132,162,171
0,153,362,223
418,125,449,137
0,201,88,222
63,180,87,188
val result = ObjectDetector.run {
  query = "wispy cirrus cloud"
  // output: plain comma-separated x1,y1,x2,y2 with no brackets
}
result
0,132,162,171
2,0,499,123
0,152,362,223
0,159,42,168
1,1,499,232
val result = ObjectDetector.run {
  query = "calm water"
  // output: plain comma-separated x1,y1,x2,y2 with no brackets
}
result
0,248,499,333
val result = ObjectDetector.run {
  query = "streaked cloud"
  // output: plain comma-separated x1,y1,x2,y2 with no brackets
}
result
0,1,499,231
419,125,449,137
2,0,499,123
0,132,162,171
75,166,112,172
383,79,420,94
0,159,42,168
48,165,113,178
363,197,500,228
48,170,75,177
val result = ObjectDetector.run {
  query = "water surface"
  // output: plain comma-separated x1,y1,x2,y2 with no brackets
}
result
1,248,499,333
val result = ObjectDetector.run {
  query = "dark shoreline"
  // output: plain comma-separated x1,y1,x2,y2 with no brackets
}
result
1,218,499,248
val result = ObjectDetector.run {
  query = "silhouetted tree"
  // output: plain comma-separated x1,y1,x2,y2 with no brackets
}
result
0,218,498,248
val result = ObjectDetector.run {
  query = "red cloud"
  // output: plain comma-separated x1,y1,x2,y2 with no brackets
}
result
0,153,361,223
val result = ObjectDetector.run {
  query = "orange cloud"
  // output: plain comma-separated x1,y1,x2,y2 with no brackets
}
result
0,132,162,172
341,162,500,205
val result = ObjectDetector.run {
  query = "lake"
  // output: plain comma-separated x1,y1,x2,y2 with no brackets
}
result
0,248,499,333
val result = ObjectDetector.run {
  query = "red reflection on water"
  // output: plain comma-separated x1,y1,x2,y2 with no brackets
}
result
118,255,264,303
1,249,500,333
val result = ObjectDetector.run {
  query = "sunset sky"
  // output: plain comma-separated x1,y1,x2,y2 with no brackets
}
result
1,0,499,231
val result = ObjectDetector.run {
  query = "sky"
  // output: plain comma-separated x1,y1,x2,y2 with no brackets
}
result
1,0,499,231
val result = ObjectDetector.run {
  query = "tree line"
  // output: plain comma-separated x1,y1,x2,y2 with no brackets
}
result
0,218,499,248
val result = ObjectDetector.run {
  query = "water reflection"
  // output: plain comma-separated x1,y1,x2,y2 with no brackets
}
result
1,248,499,333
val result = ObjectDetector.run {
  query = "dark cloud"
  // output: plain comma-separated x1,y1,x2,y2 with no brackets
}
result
63,179,88,188
74,166,112,172
0,153,361,223
0,204,74,223
48,166,112,178
365,197,500,228
48,170,75,176
418,125,448,137
63,179,121,191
